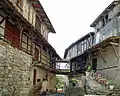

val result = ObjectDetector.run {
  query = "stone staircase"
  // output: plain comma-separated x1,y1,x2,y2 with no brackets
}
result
85,72,107,95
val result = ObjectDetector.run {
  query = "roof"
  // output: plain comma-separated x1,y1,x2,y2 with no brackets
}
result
90,0,120,27
44,39,61,59
70,36,120,61
32,0,56,33
88,36,120,52
64,32,95,59
2,0,60,59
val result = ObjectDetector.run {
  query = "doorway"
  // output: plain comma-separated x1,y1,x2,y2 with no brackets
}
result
33,69,36,85
92,58,97,72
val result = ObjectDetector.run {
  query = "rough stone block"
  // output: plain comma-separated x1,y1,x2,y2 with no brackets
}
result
0,45,32,96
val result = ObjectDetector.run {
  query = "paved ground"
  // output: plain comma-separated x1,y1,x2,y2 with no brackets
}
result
47,94,105,96
46,93,65,96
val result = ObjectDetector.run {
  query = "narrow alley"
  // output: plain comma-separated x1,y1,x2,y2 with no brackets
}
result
0,0,120,96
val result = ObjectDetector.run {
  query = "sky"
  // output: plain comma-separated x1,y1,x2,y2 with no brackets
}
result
40,0,113,58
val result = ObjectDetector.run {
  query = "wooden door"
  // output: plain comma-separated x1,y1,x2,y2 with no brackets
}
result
33,69,36,85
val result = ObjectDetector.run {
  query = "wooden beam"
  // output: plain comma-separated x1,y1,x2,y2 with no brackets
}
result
110,42,118,46
97,65,118,71
86,38,91,48
111,44,119,59
99,48,107,64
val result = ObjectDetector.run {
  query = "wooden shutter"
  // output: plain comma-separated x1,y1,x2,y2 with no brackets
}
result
5,21,20,48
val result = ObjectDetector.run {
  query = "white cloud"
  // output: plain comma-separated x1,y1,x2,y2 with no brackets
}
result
40,0,113,58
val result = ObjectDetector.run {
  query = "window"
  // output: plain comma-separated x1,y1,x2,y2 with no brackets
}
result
84,40,87,51
102,18,105,27
41,46,47,64
101,14,109,27
81,40,87,52
21,32,32,53
35,15,41,32
96,32,100,44
73,46,77,56
28,3,31,21
68,49,72,58
5,20,20,48
35,48,39,60
77,43,81,54
44,30,48,40
32,9,35,25
105,14,108,23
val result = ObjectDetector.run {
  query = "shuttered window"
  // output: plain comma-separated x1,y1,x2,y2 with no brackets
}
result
5,20,20,48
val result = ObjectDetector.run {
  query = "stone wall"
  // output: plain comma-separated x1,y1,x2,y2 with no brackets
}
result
97,45,120,88
0,43,32,96
32,66,56,92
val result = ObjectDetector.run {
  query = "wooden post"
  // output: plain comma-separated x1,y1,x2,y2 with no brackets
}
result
46,48,49,65
111,44,119,59
40,44,42,64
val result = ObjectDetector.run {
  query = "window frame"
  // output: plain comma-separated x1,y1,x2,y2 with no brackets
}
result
21,32,32,54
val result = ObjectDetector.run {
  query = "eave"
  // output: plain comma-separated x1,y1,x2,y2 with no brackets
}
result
0,0,60,59
70,36,120,61
31,0,56,33
90,0,119,27
64,32,95,59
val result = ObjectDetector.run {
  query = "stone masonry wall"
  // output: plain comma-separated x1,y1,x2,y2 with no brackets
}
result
0,43,32,96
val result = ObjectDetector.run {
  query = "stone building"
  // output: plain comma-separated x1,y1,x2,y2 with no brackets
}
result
64,32,95,74
64,32,95,89
0,0,60,96
90,0,120,89
64,0,120,93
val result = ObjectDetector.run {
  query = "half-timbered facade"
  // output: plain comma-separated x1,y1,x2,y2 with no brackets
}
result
88,0,120,91
64,0,120,93
0,0,60,95
64,32,95,74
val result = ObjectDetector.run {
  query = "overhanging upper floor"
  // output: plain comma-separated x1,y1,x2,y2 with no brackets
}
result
0,1,61,73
